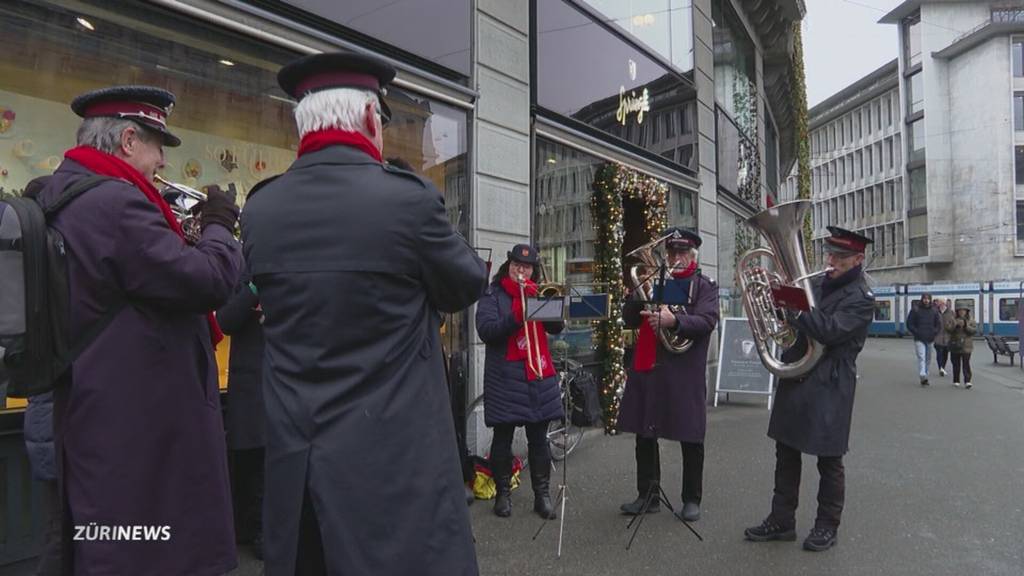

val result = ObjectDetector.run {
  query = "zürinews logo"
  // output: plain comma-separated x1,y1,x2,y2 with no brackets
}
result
74,524,172,542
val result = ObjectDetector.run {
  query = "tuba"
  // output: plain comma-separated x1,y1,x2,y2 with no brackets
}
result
625,234,693,354
737,200,829,379
154,174,206,244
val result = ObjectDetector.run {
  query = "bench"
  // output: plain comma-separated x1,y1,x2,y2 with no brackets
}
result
984,335,1018,366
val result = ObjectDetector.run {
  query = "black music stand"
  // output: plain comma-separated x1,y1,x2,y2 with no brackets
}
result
624,481,703,549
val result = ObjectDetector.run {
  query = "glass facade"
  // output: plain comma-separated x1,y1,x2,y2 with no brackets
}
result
907,72,924,115
1014,40,1024,78
279,0,472,78
904,14,921,68
716,206,758,318
908,118,926,162
1016,93,1024,132
579,0,694,73
712,0,757,138
535,0,698,173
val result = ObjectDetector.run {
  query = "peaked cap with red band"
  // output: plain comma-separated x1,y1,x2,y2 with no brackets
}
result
824,226,873,255
278,52,396,120
507,243,540,265
70,85,180,147
664,226,702,250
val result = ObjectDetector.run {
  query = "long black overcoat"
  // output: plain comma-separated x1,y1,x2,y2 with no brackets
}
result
215,271,266,450
617,274,719,442
241,145,487,576
767,274,875,457
39,159,241,576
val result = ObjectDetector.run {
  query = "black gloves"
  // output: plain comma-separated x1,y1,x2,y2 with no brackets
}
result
200,185,240,232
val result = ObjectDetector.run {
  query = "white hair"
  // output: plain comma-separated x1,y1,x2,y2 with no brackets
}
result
76,117,156,154
293,88,379,138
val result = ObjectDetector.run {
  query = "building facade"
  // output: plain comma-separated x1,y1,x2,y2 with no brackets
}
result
0,0,806,562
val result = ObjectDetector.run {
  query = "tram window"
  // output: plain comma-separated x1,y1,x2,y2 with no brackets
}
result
874,301,891,321
954,299,975,316
999,298,1019,321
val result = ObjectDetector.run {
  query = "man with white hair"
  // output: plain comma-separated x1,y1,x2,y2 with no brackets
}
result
241,53,487,575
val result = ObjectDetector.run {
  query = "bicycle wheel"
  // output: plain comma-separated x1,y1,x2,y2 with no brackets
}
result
547,418,582,461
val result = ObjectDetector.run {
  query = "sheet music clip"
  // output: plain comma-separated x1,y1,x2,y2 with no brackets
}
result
526,295,567,322
652,277,691,306
566,282,611,320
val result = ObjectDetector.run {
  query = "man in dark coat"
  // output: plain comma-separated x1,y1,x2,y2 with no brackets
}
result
745,226,875,552
241,53,488,576
617,228,720,523
215,270,266,558
906,292,942,385
39,86,241,575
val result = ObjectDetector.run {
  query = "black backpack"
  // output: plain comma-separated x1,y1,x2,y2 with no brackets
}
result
569,369,603,428
0,175,124,398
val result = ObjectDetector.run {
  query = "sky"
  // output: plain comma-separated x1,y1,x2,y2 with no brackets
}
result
802,0,904,108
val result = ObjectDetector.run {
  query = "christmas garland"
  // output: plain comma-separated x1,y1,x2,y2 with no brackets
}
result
790,22,813,261
590,163,668,433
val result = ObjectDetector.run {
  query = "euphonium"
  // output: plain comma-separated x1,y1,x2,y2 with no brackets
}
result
737,199,830,379
154,174,206,244
625,234,694,354
517,273,545,378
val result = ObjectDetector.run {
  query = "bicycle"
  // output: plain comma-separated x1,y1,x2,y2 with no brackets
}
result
464,358,587,463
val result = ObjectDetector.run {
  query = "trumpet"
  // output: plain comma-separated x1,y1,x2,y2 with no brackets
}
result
517,273,545,379
154,174,206,244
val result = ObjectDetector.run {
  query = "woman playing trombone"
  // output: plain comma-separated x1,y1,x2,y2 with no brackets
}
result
475,244,564,519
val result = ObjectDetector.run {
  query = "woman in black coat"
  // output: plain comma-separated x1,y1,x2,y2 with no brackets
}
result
475,244,564,518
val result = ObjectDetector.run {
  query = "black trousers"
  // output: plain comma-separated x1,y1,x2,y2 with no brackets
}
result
951,352,972,383
934,345,949,370
490,422,551,465
294,485,327,575
35,479,62,576
229,447,264,543
769,442,844,530
634,436,704,505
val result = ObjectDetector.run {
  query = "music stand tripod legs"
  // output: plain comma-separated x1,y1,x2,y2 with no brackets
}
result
532,359,572,558
625,483,704,549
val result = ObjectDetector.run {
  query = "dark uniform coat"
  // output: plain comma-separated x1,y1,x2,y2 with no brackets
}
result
617,273,720,442
241,145,488,576
475,281,564,426
768,273,874,457
39,159,241,576
215,271,266,450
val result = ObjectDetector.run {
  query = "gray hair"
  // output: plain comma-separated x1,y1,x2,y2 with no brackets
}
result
293,88,378,138
76,117,157,154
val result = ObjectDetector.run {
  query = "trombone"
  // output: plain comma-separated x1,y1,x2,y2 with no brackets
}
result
516,273,546,379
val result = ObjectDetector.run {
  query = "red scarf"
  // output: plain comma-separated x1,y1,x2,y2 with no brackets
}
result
633,260,698,372
297,128,382,162
64,146,224,346
500,276,556,381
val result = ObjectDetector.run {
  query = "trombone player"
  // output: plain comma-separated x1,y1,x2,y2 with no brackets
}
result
744,226,875,552
618,228,719,523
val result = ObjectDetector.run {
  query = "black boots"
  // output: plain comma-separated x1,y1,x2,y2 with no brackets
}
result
619,495,660,515
744,518,797,542
530,454,557,520
492,455,512,518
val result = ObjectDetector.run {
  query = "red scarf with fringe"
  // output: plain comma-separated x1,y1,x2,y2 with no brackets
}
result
500,276,556,381
64,146,224,346
633,260,697,372
297,129,382,161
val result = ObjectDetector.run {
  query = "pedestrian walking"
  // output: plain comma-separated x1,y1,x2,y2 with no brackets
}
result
933,299,952,377
475,244,564,520
745,226,875,552
946,306,976,389
241,52,488,576
906,293,942,385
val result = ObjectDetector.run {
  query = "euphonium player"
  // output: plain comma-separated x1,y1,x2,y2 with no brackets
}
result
618,228,719,522
744,226,875,552
475,244,564,519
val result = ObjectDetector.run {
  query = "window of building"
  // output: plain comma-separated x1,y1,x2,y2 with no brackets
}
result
864,106,871,135
854,111,861,140
999,298,1020,321
885,94,893,127
909,213,928,257
909,167,927,210
866,147,873,178
1017,146,1024,185
907,71,924,115
712,0,757,134
1014,40,1024,78
1018,200,1024,251
908,118,926,161
1016,93,1024,131
875,100,882,132
581,0,695,72
904,14,922,68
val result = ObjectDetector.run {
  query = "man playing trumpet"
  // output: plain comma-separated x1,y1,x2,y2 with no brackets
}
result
744,226,875,552
618,228,719,523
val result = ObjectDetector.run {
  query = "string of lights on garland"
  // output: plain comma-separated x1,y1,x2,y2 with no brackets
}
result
590,162,668,433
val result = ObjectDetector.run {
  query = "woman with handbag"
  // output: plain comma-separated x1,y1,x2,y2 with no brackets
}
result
475,244,564,519
945,305,977,389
